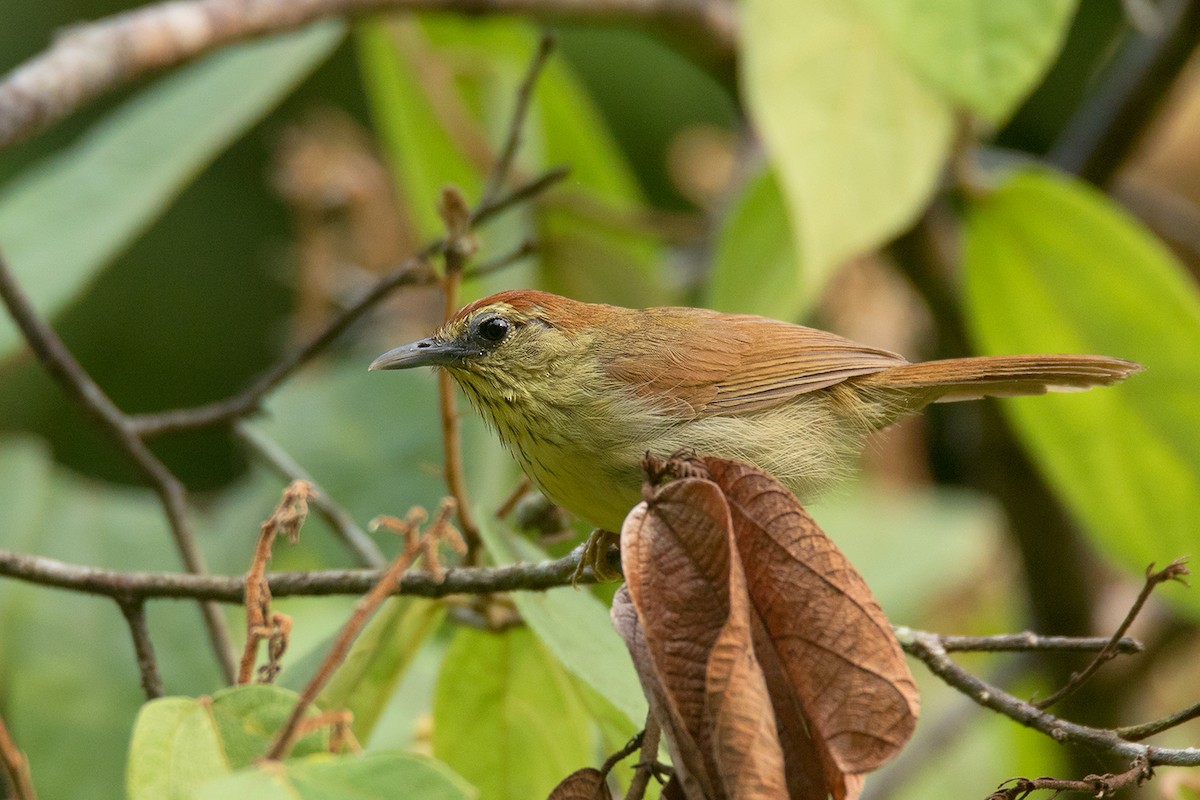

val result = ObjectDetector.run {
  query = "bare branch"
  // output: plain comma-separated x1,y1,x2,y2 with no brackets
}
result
901,629,1200,768
117,598,165,699
987,755,1153,800
0,545,596,601
916,630,1143,656
0,250,236,682
0,0,736,151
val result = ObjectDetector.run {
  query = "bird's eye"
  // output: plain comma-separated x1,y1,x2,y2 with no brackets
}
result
476,316,511,343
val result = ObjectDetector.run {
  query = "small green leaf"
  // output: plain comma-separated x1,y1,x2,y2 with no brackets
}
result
433,626,591,800
858,0,1077,122
964,169,1200,611
476,517,647,728
706,166,806,319
741,0,953,293
318,597,446,740
195,752,475,800
0,21,343,361
127,697,229,800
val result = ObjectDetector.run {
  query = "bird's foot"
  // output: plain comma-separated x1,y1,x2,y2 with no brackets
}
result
572,529,622,586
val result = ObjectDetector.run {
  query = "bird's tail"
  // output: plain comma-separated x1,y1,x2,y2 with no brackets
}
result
855,354,1142,405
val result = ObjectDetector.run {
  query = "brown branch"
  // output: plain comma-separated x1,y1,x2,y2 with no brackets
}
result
987,755,1153,800
235,421,387,568
117,598,165,699
901,629,1200,767
0,712,37,800
0,545,595,601
1033,558,1190,710
0,0,736,152
0,250,237,683
436,186,482,559
625,714,664,800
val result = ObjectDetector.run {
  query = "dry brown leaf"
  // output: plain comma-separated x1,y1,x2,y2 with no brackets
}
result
705,537,789,800
620,476,790,800
703,457,919,780
545,767,613,800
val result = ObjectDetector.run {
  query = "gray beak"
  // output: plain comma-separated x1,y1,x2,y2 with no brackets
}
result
369,337,466,371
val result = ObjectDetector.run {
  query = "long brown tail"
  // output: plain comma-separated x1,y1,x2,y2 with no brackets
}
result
857,354,1142,404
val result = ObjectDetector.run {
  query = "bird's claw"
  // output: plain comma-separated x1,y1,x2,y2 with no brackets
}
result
571,529,622,586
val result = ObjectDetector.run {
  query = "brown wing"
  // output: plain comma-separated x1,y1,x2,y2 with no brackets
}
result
601,308,908,416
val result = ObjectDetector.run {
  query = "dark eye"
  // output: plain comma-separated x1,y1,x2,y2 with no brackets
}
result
476,316,511,343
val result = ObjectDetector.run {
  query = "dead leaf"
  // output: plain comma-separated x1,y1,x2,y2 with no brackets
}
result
704,457,919,777
614,455,919,800
545,767,613,800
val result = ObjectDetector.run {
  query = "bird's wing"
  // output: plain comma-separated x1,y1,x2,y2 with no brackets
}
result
602,310,908,416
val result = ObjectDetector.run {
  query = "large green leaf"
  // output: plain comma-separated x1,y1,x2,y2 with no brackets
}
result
741,0,953,294
195,752,475,800
963,169,1200,610
476,518,647,728
858,0,1077,122
0,21,343,361
705,166,805,319
433,626,592,800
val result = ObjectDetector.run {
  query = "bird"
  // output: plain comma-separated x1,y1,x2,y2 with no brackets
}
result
370,289,1141,536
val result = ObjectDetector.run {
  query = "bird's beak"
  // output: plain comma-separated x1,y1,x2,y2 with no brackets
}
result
369,337,466,371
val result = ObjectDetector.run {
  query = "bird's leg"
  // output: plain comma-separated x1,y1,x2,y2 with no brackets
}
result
572,529,622,585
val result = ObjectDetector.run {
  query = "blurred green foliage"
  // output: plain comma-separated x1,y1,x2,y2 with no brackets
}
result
0,0,1198,798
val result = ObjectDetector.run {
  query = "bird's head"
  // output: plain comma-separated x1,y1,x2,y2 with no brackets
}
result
369,290,601,390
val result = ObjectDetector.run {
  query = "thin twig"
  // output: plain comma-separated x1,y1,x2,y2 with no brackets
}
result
477,34,556,210
0,0,736,151
235,421,386,568
0,712,37,800
1033,558,1189,710
987,755,1153,800
263,502,459,760
116,598,165,699
436,187,482,559
1118,701,1200,742
0,250,237,683
239,481,313,684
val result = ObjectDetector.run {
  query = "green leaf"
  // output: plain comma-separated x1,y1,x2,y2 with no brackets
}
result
858,0,1077,122
963,169,1200,611
705,166,806,319
433,626,592,800
0,21,343,361
476,518,647,728
741,0,953,293
318,597,446,741
195,752,475,800
127,697,230,799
